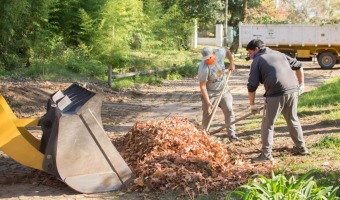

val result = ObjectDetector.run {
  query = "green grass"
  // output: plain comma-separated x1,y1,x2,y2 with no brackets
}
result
314,135,340,148
298,77,340,127
241,116,262,130
299,77,340,108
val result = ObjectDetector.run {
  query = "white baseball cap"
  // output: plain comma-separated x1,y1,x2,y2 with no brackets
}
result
201,46,213,60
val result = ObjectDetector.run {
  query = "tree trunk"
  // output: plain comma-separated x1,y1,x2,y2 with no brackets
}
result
241,0,248,22
229,0,248,53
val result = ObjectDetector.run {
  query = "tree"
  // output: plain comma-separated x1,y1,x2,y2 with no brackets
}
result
155,0,224,25
93,0,145,67
286,0,340,23
244,0,286,23
0,0,53,69
48,0,106,47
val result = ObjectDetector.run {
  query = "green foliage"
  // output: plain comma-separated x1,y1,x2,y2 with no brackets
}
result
1,0,338,80
65,57,105,77
111,78,135,91
1,53,22,70
227,169,340,200
179,0,224,23
111,74,161,91
48,0,106,46
156,0,224,24
149,4,192,50
165,71,182,80
177,60,199,78
314,136,340,148
0,65,5,78
23,57,105,81
109,59,198,91
312,170,340,197
78,8,96,46
0,0,53,69
93,0,145,66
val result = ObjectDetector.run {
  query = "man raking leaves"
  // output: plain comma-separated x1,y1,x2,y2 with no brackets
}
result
246,39,309,163
198,46,240,142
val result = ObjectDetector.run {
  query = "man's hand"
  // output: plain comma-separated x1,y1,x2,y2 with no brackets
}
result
299,83,305,95
250,104,260,114
207,102,213,115
228,62,235,71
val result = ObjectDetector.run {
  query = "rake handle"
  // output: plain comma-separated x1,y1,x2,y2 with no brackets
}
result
209,106,264,135
205,70,232,132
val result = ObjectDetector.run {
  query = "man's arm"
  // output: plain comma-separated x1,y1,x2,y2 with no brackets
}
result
247,62,260,112
295,67,305,95
199,82,213,114
226,49,235,71
295,67,304,85
248,91,256,105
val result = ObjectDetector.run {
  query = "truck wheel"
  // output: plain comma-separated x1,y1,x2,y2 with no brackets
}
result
317,52,336,69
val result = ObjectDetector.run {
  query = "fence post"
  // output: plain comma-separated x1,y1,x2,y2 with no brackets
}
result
155,67,159,80
108,65,112,87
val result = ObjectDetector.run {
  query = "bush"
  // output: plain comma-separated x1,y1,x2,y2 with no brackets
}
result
1,53,22,70
0,65,5,78
227,169,339,200
177,60,199,78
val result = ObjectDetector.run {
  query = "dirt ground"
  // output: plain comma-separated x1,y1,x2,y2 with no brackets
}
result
0,61,339,199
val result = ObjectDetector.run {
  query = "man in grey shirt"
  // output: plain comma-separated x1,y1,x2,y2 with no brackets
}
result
198,46,240,141
246,39,308,163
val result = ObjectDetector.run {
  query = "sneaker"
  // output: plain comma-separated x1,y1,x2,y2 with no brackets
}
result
229,135,242,142
292,146,309,155
251,153,274,163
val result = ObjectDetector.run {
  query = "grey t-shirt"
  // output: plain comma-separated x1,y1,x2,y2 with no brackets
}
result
198,47,228,96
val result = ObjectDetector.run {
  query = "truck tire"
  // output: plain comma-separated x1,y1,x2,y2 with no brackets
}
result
317,52,336,69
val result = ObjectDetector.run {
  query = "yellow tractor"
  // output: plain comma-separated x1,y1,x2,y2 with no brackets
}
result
0,83,134,193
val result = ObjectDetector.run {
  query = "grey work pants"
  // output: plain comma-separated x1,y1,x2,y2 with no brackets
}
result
261,92,305,155
201,90,236,136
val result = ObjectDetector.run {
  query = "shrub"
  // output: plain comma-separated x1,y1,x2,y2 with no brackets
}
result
227,169,339,200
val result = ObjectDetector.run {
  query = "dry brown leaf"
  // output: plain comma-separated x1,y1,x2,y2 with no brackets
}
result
114,117,271,195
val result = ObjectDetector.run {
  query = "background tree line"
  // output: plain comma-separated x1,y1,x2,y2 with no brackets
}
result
0,0,338,79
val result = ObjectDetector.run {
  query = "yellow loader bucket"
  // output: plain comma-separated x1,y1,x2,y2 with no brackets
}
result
0,83,135,193
0,95,44,170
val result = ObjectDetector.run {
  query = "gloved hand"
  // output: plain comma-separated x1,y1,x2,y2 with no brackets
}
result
298,83,305,95
250,104,261,114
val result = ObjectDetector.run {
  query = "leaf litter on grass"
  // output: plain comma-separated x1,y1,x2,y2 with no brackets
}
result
114,117,272,196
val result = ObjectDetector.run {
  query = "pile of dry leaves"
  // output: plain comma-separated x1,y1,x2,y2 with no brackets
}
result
115,117,271,195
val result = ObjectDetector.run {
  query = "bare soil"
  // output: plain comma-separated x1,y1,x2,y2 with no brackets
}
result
0,62,339,199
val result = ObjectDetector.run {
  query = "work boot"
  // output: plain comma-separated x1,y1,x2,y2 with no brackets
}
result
229,135,242,142
292,146,309,155
251,153,274,163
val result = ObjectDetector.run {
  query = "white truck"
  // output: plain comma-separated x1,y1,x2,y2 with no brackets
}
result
239,23,340,69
